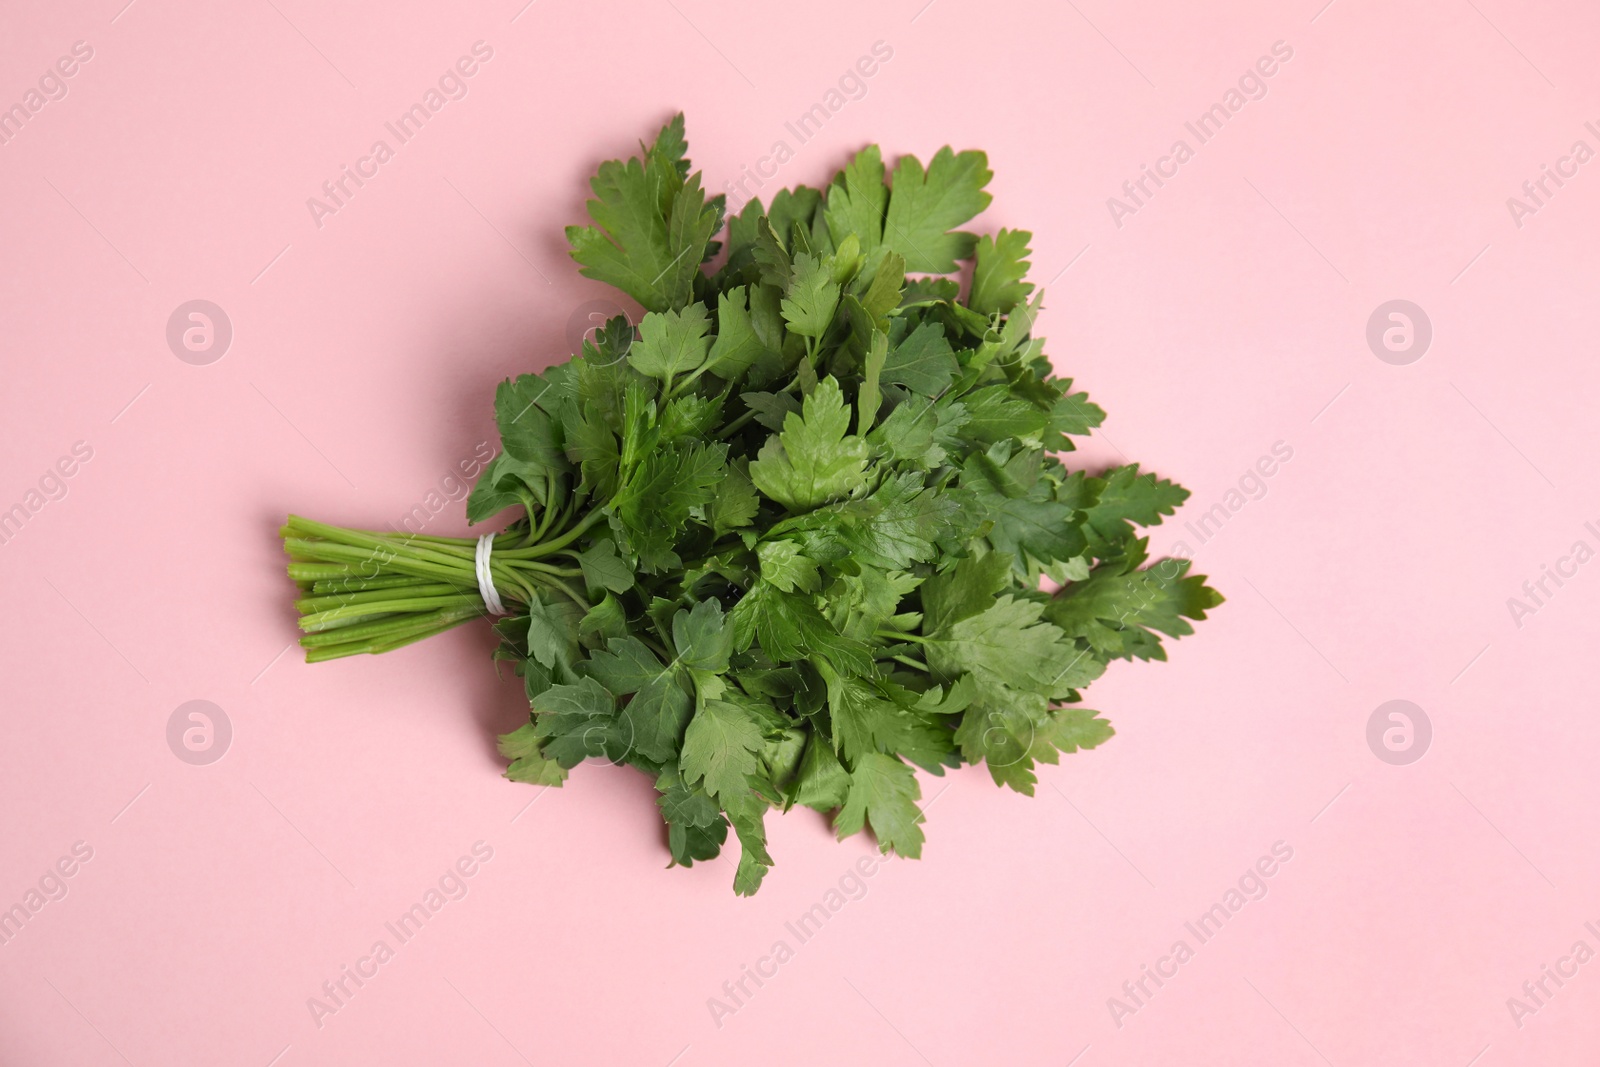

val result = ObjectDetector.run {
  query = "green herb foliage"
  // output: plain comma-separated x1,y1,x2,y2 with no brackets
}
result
282,115,1221,894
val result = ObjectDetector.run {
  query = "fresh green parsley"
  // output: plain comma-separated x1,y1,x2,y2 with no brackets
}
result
282,114,1222,895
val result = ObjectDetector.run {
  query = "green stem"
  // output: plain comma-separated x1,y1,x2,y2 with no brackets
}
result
309,574,440,595
670,359,725,399
500,508,607,559
284,539,466,584
717,407,760,439
522,561,583,577
537,574,590,611
287,562,361,582
296,582,470,612
300,606,482,649
285,506,604,662
303,607,483,660
301,594,485,632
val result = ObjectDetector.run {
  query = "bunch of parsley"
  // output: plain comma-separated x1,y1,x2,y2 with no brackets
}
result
282,115,1220,894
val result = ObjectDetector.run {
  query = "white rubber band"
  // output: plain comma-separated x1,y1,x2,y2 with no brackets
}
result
474,534,506,616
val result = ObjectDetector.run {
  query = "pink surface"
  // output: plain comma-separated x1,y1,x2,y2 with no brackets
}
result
2,0,1597,1063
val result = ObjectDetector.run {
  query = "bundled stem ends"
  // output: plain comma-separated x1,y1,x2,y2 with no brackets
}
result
280,513,597,662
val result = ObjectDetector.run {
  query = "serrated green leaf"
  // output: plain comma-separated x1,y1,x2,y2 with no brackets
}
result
681,698,764,799
881,322,957,396
495,374,569,469
673,598,733,673
578,592,628,642
882,147,993,273
531,677,622,767
576,538,634,595
1045,559,1223,662
725,792,774,896
824,145,888,256
705,286,773,381
613,440,727,572
1080,465,1191,547
498,723,569,786
781,252,841,339
711,457,760,535
757,539,820,593
928,594,1103,697
790,733,852,812
969,228,1034,316
834,752,925,858
565,114,716,312
858,330,887,433
629,304,712,384
749,377,870,511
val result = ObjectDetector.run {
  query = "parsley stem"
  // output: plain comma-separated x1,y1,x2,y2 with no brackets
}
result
670,360,720,399
717,407,760,438
300,594,485,632
528,474,563,542
296,582,470,612
300,605,481,647
309,574,440,594
287,562,362,582
284,517,473,566
528,492,553,547
502,508,607,558
302,606,483,661
521,561,583,577
285,539,467,584
284,507,604,659
716,373,803,439
538,574,589,610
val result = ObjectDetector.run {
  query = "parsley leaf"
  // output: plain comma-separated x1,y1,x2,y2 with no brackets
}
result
531,678,622,767
1046,557,1224,661
781,253,842,339
824,145,888,257
576,539,634,595
881,321,958,396
566,114,719,312
629,304,712,385
749,377,870,511
883,147,993,273
834,752,925,858
705,286,774,381
927,595,1103,698
681,696,764,800
969,228,1035,316
498,724,568,786
1079,465,1191,550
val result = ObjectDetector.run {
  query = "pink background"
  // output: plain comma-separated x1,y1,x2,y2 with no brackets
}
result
3,0,1597,1063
